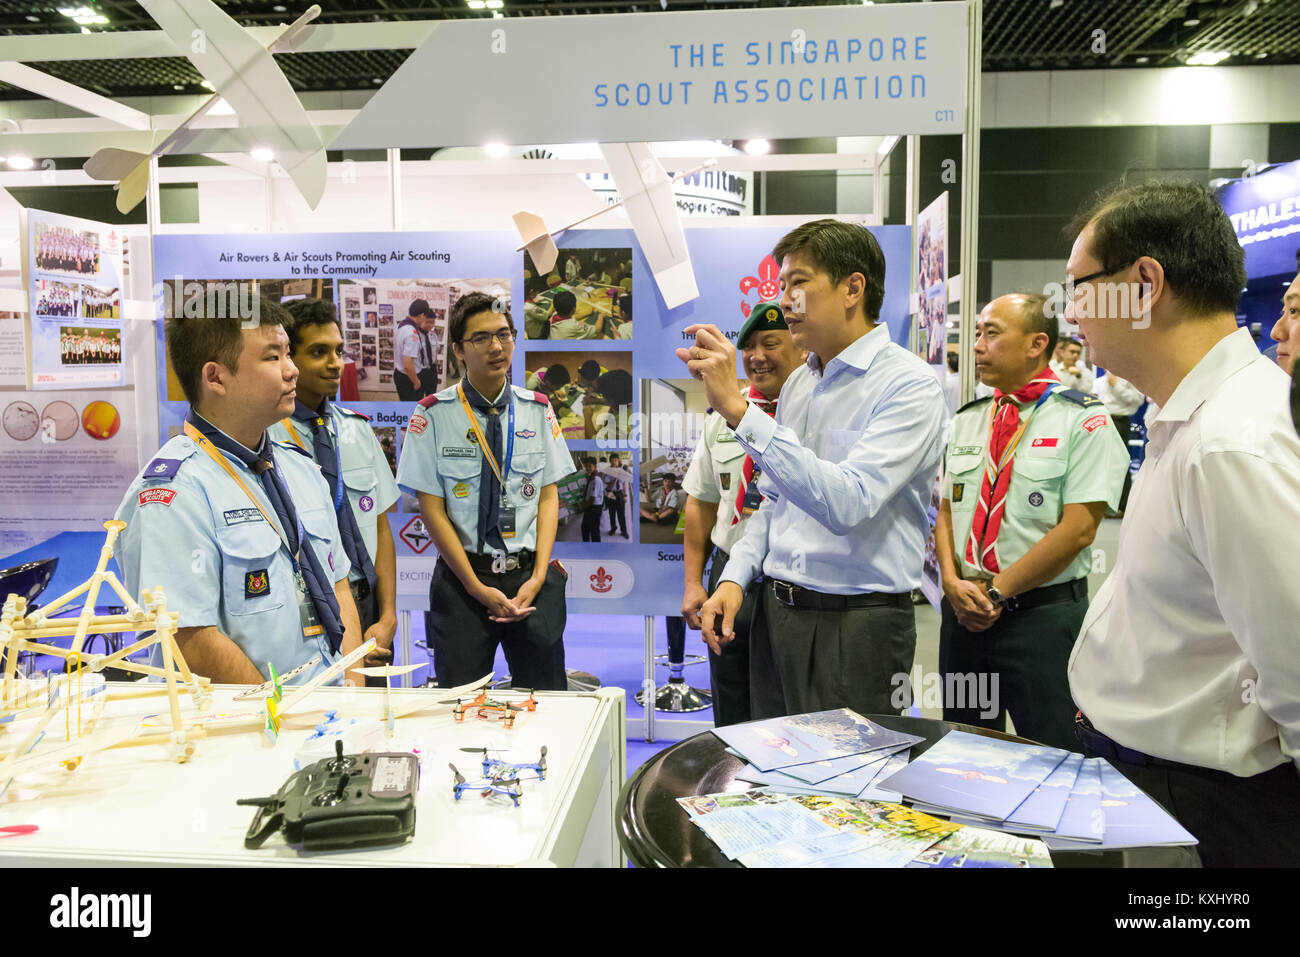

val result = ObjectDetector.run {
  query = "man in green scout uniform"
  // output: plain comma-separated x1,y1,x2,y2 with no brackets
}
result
934,292,1128,750
681,302,806,726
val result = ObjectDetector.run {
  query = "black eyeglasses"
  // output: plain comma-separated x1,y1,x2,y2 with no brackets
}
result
462,329,516,348
1068,261,1136,289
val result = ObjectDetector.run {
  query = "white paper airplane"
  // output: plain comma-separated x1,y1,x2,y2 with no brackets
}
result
514,150,714,309
84,3,325,214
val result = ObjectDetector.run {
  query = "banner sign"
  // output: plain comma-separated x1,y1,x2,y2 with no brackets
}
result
1217,158,1300,279
153,222,910,614
334,2,968,150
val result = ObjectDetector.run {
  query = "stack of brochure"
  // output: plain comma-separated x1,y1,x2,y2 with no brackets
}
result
713,708,926,801
877,730,1198,851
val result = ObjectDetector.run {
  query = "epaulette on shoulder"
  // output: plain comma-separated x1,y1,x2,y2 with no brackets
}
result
956,395,993,415
1053,388,1103,407
335,405,370,421
141,445,199,482
417,395,439,408
523,388,550,405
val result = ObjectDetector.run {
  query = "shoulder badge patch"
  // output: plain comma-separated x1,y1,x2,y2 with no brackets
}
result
1082,414,1109,433
956,395,994,415
138,488,176,507
417,395,439,409
1055,388,1103,407
408,412,427,436
143,457,182,481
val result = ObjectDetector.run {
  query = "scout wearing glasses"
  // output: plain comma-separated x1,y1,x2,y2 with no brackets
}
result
396,292,572,691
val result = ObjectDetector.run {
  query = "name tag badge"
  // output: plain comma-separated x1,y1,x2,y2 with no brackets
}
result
952,446,982,457
499,507,517,539
442,446,477,458
742,468,763,511
297,570,323,638
225,507,263,526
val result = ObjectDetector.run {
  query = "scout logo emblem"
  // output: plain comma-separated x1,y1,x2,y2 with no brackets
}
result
359,495,374,512
1028,492,1044,507
453,482,470,499
590,566,614,593
952,483,964,503
521,479,536,499
245,569,270,598
139,488,176,507
515,429,536,439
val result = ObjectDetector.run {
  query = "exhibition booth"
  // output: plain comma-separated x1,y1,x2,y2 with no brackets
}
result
4,0,1280,877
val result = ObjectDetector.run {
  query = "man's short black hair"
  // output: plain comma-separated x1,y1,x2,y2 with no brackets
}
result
544,363,571,387
772,219,886,321
283,297,340,352
553,290,577,318
581,457,597,467
1001,293,1057,360
578,359,602,381
449,291,512,345
1068,179,1246,317
167,293,288,405
595,368,633,407
408,298,431,317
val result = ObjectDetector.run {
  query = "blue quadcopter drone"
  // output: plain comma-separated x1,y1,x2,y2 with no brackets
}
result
449,746,548,807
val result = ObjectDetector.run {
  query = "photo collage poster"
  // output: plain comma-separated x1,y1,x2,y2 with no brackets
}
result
26,208,126,390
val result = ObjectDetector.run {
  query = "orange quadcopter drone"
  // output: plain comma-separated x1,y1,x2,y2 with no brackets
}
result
445,690,538,728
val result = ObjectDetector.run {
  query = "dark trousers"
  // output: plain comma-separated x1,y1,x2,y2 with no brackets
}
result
704,548,755,727
1112,415,1132,512
395,371,421,402
581,506,603,542
424,558,567,691
938,584,1086,751
1079,745,1300,867
606,493,627,536
749,585,916,720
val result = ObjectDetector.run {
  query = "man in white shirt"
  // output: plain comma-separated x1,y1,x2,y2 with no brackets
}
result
1065,179,1300,866
1049,338,1094,393
393,299,434,401
1269,262,1299,375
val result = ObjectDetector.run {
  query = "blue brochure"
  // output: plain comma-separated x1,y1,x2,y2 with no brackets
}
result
1004,752,1084,831
713,709,924,772
877,730,1071,822
1050,757,1105,843
1044,761,1197,850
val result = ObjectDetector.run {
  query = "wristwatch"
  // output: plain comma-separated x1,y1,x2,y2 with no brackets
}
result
986,583,1013,611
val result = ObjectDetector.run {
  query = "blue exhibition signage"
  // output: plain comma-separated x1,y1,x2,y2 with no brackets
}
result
1217,158,1300,280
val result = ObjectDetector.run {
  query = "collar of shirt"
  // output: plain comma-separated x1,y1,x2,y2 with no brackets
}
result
1152,327,1258,426
805,323,890,379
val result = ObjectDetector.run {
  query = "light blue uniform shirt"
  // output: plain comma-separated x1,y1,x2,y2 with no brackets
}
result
396,382,571,554
114,430,351,684
721,323,948,594
267,404,400,583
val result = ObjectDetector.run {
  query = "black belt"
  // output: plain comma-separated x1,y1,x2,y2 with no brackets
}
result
463,549,535,575
1006,577,1086,612
768,578,909,611
1075,712,1215,775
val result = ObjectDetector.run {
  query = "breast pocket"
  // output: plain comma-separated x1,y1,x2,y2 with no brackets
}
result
1010,455,1067,518
217,521,286,616
510,450,546,506
439,454,481,501
946,454,984,512
343,466,379,528
299,506,342,579
709,442,747,492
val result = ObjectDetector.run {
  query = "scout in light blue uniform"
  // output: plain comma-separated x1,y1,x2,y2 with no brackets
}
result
396,292,572,691
114,421,351,685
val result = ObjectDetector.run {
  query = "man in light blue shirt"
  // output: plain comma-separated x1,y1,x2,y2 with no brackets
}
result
684,219,947,719
115,297,363,686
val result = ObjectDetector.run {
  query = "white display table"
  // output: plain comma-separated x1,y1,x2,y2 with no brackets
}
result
0,684,627,867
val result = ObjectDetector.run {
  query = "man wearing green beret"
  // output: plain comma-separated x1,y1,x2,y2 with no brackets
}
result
680,302,806,725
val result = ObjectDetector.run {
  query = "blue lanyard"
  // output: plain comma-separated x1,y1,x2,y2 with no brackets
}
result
503,399,515,499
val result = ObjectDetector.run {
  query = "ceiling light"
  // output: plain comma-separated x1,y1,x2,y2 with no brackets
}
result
58,6,108,25
200,80,215,92
467,0,486,7
274,4,287,10
1048,0,1063,8
251,148,275,162
1135,56,1150,63
372,77,383,84
486,0,504,7
25,15,39,22
1187,50,1230,65
743,139,771,155
1254,52,1267,59
1183,17,1201,26
172,84,185,91
484,142,510,158
7,156,34,170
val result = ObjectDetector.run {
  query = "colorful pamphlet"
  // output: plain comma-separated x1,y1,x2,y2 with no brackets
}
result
908,825,1054,868
712,709,924,772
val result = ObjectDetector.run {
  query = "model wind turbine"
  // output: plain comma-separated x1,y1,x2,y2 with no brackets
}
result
515,147,715,309
83,3,326,214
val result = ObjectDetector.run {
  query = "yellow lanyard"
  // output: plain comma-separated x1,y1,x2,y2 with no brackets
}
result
277,417,308,452
457,384,508,490
981,389,1052,487
183,420,294,560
